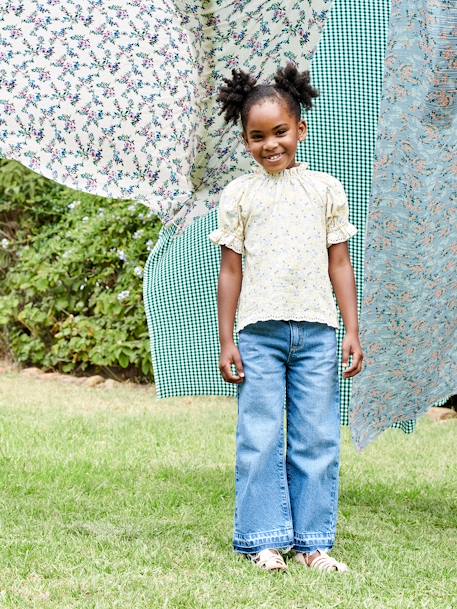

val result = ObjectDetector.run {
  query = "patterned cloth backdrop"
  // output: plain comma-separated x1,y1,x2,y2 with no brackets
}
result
144,0,417,442
0,0,332,229
350,0,457,449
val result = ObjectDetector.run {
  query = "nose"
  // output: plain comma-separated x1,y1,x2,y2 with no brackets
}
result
263,137,278,151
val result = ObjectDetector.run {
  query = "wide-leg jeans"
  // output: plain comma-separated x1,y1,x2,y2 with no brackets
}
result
234,320,340,555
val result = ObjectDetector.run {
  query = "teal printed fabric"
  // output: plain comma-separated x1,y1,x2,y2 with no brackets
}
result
350,0,457,449
0,1,332,230
144,0,416,437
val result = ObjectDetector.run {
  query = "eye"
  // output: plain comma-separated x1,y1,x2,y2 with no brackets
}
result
276,129,287,136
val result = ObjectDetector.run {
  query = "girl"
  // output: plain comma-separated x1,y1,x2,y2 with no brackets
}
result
209,64,363,573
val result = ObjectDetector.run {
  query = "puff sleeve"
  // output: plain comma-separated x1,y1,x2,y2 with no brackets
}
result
326,178,357,247
208,177,245,254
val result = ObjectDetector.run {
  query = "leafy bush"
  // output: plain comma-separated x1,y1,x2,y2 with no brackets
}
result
0,159,68,239
0,160,161,380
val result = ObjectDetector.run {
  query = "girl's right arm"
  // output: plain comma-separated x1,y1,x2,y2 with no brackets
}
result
217,245,245,384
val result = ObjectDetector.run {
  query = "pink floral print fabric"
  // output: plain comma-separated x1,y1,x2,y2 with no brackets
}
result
0,0,333,229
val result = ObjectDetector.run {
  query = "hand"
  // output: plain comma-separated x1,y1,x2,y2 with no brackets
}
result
219,342,245,384
342,333,364,378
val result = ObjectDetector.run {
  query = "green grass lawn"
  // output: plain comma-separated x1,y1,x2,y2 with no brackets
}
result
0,371,455,609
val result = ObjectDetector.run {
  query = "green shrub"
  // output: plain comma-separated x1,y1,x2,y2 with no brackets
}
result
0,160,161,380
0,159,68,241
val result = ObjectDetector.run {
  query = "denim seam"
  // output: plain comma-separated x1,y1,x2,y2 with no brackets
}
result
287,321,292,362
293,532,336,542
234,541,294,555
234,527,294,543
293,542,333,553
327,461,339,531
235,526,294,538
326,396,341,531
278,410,293,526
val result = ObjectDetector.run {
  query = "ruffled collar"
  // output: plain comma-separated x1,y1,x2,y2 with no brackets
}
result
255,162,309,179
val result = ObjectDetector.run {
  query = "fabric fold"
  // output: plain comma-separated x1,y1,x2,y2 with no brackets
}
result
0,0,333,230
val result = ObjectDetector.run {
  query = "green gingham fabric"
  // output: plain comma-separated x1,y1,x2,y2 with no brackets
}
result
144,210,227,397
144,0,415,432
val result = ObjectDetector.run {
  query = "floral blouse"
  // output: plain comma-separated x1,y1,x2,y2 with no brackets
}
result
209,163,357,332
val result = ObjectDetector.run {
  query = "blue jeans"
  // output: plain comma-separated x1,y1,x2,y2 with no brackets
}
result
234,320,340,555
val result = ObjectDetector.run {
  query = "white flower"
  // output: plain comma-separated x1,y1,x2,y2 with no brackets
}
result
133,266,143,278
1,238,10,250
82,216,89,223
68,200,81,210
128,203,137,212
117,290,130,302
133,229,143,240
146,239,155,251
98,208,105,216
117,249,127,262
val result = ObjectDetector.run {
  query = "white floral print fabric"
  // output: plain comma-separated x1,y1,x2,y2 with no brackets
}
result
0,0,333,229
209,163,357,332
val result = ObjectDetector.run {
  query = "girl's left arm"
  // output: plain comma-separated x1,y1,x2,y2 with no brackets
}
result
328,242,364,378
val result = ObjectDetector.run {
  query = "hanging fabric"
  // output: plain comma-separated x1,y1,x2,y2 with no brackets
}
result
0,1,332,229
350,0,456,449
144,0,416,440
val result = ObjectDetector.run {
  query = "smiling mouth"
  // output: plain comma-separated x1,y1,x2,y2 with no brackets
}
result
264,153,284,162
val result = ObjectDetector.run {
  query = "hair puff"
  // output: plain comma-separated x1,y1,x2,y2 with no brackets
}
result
217,69,258,125
273,62,319,111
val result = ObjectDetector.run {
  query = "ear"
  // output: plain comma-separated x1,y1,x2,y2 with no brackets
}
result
297,120,308,142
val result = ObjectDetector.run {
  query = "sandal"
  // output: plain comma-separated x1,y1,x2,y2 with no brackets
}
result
294,550,349,573
248,549,288,572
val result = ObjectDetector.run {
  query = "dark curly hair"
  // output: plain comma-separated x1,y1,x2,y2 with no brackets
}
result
217,63,319,130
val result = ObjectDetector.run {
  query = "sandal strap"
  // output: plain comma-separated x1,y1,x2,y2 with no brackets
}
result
308,550,349,572
251,549,287,571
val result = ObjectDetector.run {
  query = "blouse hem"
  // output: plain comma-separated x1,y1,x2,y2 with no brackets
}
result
237,313,339,333
208,229,244,254
327,223,357,247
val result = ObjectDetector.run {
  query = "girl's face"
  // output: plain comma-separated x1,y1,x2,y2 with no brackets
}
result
243,99,307,173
